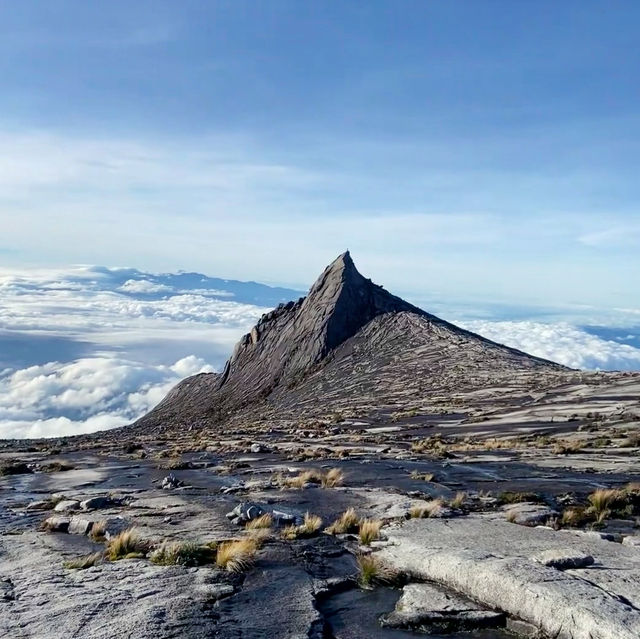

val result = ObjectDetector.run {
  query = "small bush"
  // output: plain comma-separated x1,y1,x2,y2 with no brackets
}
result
216,538,258,573
358,519,382,545
326,508,360,535
63,552,103,570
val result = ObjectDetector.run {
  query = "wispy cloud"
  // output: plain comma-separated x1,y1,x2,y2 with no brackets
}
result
578,224,640,248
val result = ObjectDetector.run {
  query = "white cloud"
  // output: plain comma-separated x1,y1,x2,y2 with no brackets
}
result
0,355,213,439
0,265,271,438
578,224,640,248
460,320,640,371
118,279,173,294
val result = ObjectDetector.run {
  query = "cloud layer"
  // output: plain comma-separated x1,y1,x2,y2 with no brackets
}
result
460,320,640,371
0,265,639,439
0,355,212,439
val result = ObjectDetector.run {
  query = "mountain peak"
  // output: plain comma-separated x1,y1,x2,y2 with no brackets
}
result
133,253,561,431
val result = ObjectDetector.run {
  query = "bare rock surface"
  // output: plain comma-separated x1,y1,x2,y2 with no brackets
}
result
381,582,505,631
532,548,594,570
0,532,235,639
379,515,640,639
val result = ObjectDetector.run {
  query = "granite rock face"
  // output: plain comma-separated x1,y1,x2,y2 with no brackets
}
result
381,582,505,632
379,516,640,639
132,252,561,433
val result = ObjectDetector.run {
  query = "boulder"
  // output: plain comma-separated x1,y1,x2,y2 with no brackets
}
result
161,474,184,490
43,516,70,532
532,549,594,570
225,502,266,525
380,516,640,639
68,516,94,535
503,502,557,526
623,536,640,548
250,443,269,453
381,582,504,632
103,517,131,540
80,496,113,510
271,508,299,525
54,500,80,513
26,500,53,511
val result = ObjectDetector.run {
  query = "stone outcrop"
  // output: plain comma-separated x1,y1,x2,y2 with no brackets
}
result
131,252,562,433
380,582,505,632
379,515,640,639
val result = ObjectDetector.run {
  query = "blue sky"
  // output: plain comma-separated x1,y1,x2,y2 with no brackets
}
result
0,1,639,308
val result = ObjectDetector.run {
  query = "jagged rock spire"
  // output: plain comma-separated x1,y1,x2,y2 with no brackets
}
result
216,252,425,398
132,252,561,431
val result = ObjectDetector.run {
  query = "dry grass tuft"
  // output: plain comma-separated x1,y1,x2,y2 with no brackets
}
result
561,507,591,528
358,519,382,545
587,488,626,522
106,528,148,561
326,508,360,535
505,510,518,523
63,552,104,570
282,512,323,540
247,528,271,544
321,468,344,488
245,514,273,530
409,470,435,481
89,520,107,542
552,439,585,455
276,468,344,489
450,492,466,509
150,541,215,567
215,538,258,573
409,499,445,519
356,553,398,588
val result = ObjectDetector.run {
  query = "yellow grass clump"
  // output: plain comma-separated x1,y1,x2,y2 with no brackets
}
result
63,552,104,570
245,514,273,530
106,528,148,561
326,508,360,535
216,538,258,573
356,553,398,588
358,519,382,545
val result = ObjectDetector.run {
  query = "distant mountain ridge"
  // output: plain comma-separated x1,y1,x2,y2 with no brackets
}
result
132,252,563,433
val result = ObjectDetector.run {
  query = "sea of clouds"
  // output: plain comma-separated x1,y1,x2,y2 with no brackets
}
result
1,266,639,439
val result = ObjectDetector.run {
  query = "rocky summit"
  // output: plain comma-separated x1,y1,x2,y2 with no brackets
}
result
1,254,640,639
133,251,561,433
